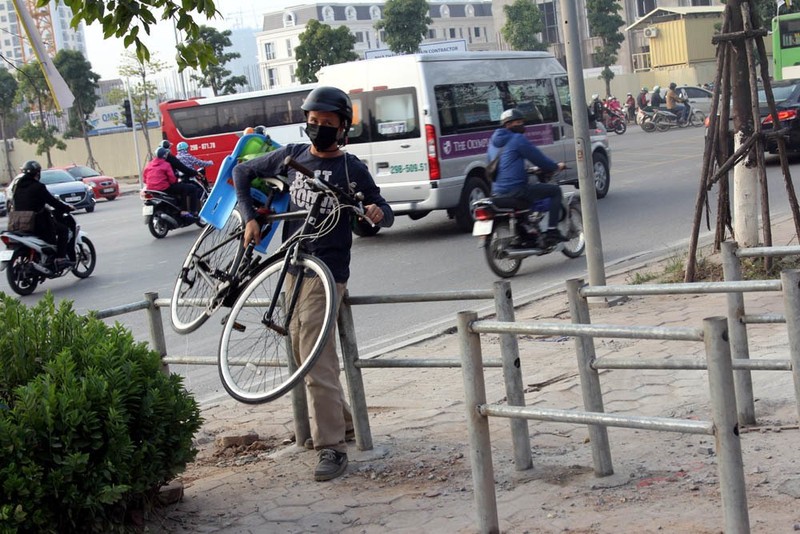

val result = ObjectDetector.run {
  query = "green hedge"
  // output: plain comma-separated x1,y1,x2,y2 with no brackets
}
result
0,293,202,533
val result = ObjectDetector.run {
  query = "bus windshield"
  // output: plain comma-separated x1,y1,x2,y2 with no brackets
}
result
159,84,316,181
773,13,800,81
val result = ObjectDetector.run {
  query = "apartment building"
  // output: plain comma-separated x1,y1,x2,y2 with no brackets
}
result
256,1,496,90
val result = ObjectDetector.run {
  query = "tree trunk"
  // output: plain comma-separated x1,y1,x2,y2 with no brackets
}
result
78,103,101,171
1,116,14,183
729,0,759,247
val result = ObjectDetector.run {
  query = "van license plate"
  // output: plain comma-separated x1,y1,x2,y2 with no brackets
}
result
142,205,154,216
472,220,493,236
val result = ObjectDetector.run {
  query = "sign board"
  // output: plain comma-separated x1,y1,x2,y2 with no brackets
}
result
364,39,467,60
86,103,161,136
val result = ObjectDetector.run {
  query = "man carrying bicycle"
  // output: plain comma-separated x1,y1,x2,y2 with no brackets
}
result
233,86,394,482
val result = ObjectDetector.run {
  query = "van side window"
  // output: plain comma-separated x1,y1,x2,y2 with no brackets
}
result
373,90,419,141
507,79,558,124
554,76,573,125
347,88,419,145
435,79,558,135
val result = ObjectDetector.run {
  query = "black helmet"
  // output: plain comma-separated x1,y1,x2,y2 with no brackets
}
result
301,86,353,129
500,108,524,125
669,82,677,90
160,140,171,150
20,160,41,178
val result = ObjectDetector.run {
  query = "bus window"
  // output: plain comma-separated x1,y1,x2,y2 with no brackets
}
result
773,14,800,80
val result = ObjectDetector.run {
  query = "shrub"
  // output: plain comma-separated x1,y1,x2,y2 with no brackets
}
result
0,293,202,533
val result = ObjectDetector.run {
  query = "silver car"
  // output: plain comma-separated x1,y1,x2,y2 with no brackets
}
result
39,169,96,213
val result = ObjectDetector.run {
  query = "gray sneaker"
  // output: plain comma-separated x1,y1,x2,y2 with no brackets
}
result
314,449,348,482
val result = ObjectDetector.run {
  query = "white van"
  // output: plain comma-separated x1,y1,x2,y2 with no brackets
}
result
316,51,612,234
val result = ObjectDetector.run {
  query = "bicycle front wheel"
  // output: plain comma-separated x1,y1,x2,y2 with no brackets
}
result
171,210,244,334
219,254,337,404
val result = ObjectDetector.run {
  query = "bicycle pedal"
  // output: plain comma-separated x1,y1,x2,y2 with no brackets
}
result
231,321,246,333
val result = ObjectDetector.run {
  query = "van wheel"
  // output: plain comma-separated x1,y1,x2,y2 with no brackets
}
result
592,152,610,199
455,176,490,232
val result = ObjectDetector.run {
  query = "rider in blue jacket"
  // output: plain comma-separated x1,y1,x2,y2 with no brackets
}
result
487,108,566,246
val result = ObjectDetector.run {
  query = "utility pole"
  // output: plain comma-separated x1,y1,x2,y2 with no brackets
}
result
559,0,607,289
125,80,143,188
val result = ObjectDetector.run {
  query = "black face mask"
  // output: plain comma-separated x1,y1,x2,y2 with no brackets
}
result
510,124,525,134
305,123,340,151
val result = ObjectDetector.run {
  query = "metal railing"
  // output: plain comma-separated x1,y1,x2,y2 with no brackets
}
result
457,312,749,534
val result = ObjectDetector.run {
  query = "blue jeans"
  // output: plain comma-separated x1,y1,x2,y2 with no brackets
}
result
670,103,688,122
506,183,562,229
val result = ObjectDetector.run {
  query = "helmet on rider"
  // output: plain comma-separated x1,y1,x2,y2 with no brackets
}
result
20,160,41,179
652,85,661,93
641,87,648,93
160,140,171,150
242,126,255,135
254,125,267,135
591,93,599,101
177,141,189,152
669,82,677,90
499,108,524,125
301,86,353,135
156,147,170,160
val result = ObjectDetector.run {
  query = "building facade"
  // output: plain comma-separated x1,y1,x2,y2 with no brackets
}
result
493,0,723,75
256,1,496,90
0,0,86,68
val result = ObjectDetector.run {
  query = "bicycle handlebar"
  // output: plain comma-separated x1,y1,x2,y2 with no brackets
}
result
282,156,375,227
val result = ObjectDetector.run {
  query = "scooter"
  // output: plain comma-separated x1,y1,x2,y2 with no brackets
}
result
471,168,585,278
141,169,210,239
637,108,657,132
651,102,705,131
604,109,627,135
0,211,96,295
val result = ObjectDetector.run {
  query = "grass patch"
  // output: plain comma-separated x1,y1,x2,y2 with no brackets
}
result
626,250,800,285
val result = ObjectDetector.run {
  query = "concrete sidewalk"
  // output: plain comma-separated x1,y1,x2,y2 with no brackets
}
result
147,221,800,533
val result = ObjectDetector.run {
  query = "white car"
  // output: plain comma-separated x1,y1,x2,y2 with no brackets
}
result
677,85,713,118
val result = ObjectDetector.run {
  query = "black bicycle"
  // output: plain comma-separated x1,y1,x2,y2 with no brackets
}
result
172,157,372,404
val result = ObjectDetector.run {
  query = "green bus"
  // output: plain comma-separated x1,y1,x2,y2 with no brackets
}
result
774,12,800,80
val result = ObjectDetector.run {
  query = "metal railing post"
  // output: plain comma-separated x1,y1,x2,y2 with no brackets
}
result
780,269,800,423
720,241,756,425
339,291,373,451
144,292,169,375
284,289,310,448
494,280,532,471
566,279,614,476
457,311,499,534
703,316,750,533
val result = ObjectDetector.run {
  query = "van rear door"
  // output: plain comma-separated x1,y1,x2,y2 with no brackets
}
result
347,88,428,204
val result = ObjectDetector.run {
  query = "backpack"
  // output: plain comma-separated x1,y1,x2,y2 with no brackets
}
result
486,146,505,182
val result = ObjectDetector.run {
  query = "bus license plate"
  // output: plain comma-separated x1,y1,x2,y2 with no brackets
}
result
472,220,493,236
142,205,154,216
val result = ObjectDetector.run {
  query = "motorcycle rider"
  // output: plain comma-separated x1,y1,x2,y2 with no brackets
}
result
589,94,604,125
666,82,689,123
650,85,664,108
625,92,636,122
9,160,75,269
158,140,200,179
637,87,650,110
143,147,201,218
488,108,567,247
176,141,213,171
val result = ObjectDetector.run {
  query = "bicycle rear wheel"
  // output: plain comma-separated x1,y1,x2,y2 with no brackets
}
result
171,210,244,334
218,253,337,404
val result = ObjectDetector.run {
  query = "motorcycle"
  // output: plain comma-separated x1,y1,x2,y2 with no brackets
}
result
471,169,585,278
637,108,657,133
141,169,211,239
604,109,627,135
651,102,705,131
0,211,96,295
